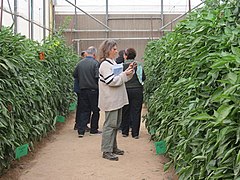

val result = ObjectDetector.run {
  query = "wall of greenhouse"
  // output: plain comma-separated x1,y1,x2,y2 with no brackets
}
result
54,0,203,60
1,0,51,42
55,13,184,61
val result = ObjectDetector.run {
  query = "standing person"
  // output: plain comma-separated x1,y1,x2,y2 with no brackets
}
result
98,39,135,161
73,46,101,138
73,50,87,130
121,48,146,139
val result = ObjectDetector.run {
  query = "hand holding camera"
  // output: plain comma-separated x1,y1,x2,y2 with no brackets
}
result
129,61,137,69
125,62,137,76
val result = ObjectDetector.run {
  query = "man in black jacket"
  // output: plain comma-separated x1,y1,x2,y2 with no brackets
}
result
73,46,101,138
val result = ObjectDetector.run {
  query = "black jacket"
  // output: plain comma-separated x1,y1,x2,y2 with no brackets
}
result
73,56,99,90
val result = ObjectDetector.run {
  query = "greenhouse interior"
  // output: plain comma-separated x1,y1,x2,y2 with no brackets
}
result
0,0,240,179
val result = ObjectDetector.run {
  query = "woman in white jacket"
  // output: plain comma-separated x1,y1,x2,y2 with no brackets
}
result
98,39,135,161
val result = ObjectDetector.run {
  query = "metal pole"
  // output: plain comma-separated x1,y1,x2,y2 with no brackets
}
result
0,0,3,30
105,0,109,38
43,0,46,38
189,0,191,12
52,0,55,33
6,0,14,21
28,0,30,38
74,0,77,45
14,0,17,34
49,0,53,35
77,41,80,55
65,0,111,30
30,0,33,39
74,0,77,29
161,0,163,27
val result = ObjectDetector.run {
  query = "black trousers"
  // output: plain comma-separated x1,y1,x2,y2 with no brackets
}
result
77,89,100,135
121,88,143,137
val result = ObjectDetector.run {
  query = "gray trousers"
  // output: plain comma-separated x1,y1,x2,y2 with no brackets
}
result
101,108,122,152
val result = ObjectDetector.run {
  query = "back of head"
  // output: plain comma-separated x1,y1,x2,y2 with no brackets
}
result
98,39,117,61
125,48,136,60
81,51,87,58
86,46,97,56
116,50,125,64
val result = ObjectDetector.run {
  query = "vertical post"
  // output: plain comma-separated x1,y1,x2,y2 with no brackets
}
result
28,0,30,38
105,0,109,38
52,0,55,33
30,0,33,39
150,16,153,40
74,0,77,44
14,0,17,34
161,0,163,27
49,0,53,36
160,0,164,37
43,0,46,38
77,40,80,55
74,0,77,29
189,0,191,12
0,0,3,30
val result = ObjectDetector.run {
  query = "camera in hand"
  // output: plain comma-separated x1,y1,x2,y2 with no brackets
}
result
129,61,137,68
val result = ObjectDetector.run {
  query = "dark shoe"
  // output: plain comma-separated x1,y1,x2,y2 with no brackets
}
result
113,148,124,155
85,126,90,132
74,124,78,130
78,134,84,138
133,136,139,139
122,134,128,137
90,130,102,136
102,152,119,161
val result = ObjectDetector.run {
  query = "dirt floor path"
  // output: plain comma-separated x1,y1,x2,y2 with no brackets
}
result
1,108,178,180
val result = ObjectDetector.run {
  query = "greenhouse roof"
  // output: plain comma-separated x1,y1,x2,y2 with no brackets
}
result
55,0,203,14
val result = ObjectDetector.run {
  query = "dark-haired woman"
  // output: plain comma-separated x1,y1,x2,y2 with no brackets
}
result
121,48,146,139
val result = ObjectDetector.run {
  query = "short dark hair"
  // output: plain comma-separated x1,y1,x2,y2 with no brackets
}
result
125,48,136,60
81,51,86,57
116,50,125,64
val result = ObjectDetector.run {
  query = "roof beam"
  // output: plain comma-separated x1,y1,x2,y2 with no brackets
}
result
65,0,111,31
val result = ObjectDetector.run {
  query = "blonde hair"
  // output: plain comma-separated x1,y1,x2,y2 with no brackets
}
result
98,39,117,62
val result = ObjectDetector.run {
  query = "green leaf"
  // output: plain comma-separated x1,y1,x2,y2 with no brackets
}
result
221,147,236,163
231,46,240,56
211,87,223,102
237,150,240,165
236,128,240,144
210,60,228,69
192,113,214,120
223,84,240,95
0,62,8,70
191,156,207,161
163,160,173,171
226,72,238,84
215,104,234,123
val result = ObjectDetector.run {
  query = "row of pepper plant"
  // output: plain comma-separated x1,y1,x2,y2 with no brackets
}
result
144,0,240,179
0,27,79,174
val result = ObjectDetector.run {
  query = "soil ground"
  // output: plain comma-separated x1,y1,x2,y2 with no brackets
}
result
1,108,178,180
